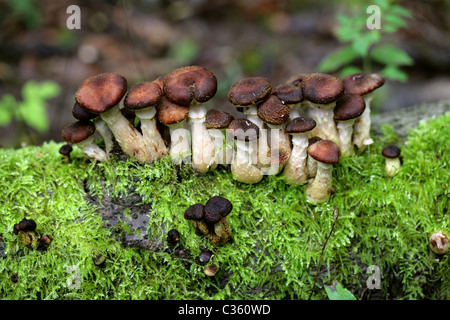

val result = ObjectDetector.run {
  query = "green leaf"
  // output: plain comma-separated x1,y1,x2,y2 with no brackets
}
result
379,65,409,82
18,99,49,133
317,46,360,72
325,281,357,300
0,94,16,126
371,44,414,66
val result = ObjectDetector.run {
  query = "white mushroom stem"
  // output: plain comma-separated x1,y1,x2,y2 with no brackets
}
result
188,105,217,173
306,161,334,204
93,117,114,155
307,103,340,145
264,123,291,175
244,106,270,168
207,129,233,166
168,121,191,165
231,139,263,184
385,157,401,177
282,133,309,185
353,93,374,152
99,105,149,163
307,155,318,178
75,135,108,162
135,107,168,162
336,119,357,157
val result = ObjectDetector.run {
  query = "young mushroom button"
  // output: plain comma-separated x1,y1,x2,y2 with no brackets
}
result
184,203,209,236
272,81,304,119
204,196,233,246
305,139,341,204
75,73,149,163
382,145,401,177
61,121,107,162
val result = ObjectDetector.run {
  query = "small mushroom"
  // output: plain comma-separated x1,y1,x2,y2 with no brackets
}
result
123,81,168,162
184,203,209,236
228,118,263,184
198,248,214,266
307,136,323,178
164,66,218,173
204,196,233,246
282,117,316,185
342,73,385,153
272,76,305,119
333,93,366,157
382,145,401,176
59,144,73,163
205,109,235,166
167,229,181,246
75,73,149,163
14,218,37,235
429,230,449,255
61,121,108,162
305,140,341,204
204,263,219,277
301,73,344,145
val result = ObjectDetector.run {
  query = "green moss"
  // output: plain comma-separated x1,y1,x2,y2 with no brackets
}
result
0,113,449,300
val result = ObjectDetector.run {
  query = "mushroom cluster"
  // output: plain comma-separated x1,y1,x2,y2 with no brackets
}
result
184,196,233,246
62,67,387,203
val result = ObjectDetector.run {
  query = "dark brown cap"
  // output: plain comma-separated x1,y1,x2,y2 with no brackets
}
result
184,203,205,221
227,118,259,141
153,75,165,90
205,109,234,129
124,81,162,111
163,66,217,106
228,77,272,106
309,136,323,146
382,145,401,158
342,73,385,95
301,73,344,105
257,95,290,125
156,97,190,125
286,73,309,87
75,73,127,114
61,121,96,144
272,83,303,104
307,139,340,164
72,102,97,121
333,93,366,121
285,117,316,134
204,196,233,224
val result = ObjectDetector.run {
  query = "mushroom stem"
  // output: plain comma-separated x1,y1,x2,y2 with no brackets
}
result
305,161,334,204
244,106,271,168
231,139,263,184
100,105,149,163
283,133,309,185
353,93,374,152
385,157,401,177
93,117,114,155
75,135,108,162
188,105,217,173
168,121,191,165
208,129,233,166
135,107,168,161
307,103,339,145
336,119,357,157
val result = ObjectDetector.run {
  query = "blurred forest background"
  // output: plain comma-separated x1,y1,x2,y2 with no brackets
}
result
0,0,449,148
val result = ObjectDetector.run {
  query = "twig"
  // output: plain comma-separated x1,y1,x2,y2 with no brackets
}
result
308,207,340,300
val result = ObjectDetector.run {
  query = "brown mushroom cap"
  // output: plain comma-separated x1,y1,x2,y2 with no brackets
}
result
205,109,234,129
204,196,233,223
333,93,366,121
227,118,259,142
61,121,96,144
75,73,127,114
301,73,344,105
72,102,97,121
228,77,272,106
285,117,316,134
272,83,303,104
156,97,190,125
163,66,217,106
286,73,309,87
307,139,341,164
382,145,401,158
184,203,205,221
257,95,290,125
123,81,162,111
342,73,385,96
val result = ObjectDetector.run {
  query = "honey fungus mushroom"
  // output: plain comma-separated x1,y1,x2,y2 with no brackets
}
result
429,230,449,255
305,139,341,204
382,145,402,177
204,196,233,246
184,203,209,236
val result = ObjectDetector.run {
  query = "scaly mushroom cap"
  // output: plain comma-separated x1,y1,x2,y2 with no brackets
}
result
75,73,127,114
333,93,366,121
123,81,163,111
204,196,233,225
272,82,304,104
228,77,272,106
61,121,96,144
184,203,205,221
163,66,217,106
205,109,234,129
257,95,290,125
156,97,190,125
342,73,385,96
227,118,259,142
307,139,340,164
382,145,401,158
72,102,97,121
301,73,344,105
285,117,316,134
